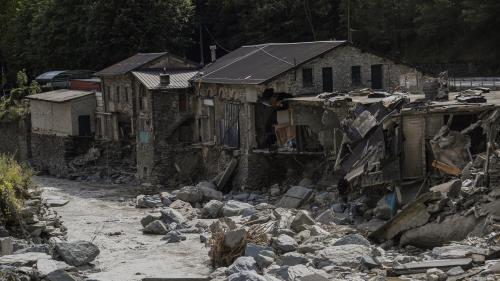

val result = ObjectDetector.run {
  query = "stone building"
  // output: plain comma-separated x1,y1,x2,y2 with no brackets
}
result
193,41,426,190
27,89,96,176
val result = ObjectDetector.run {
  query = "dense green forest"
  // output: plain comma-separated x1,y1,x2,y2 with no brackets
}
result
1,0,499,85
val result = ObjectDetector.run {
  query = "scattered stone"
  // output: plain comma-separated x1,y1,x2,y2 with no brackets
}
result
426,268,447,281
222,200,254,217
200,233,210,244
160,208,186,225
202,200,224,218
361,255,379,269
226,256,258,275
333,234,371,247
272,234,298,254
198,181,223,201
45,197,70,207
298,243,324,254
314,245,372,267
447,266,465,276
268,264,316,281
315,210,336,225
391,258,472,275
228,270,266,281
143,220,169,235
0,237,13,256
276,252,309,266
224,228,247,249
431,245,488,259
277,186,312,209
176,186,203,203
169,200,198,220
161,231,186,243
140,213,162,227
291,211,315,232
245,243,273,259
269,185,281,196
36,258,72,277
0,252,51,266
46,269,78,281
136,194,162,208
55,241,100,266
255,250,275,268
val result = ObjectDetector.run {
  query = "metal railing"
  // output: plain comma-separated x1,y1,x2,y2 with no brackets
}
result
449,77,500,90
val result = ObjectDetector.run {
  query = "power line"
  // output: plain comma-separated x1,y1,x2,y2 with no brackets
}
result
203,25,232,53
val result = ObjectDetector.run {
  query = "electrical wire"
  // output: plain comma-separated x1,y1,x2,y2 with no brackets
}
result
203,25,232,53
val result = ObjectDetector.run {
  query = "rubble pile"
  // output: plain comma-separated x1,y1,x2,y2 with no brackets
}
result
0,187,100,280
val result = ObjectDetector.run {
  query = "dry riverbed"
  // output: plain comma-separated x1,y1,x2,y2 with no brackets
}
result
35,176,211,281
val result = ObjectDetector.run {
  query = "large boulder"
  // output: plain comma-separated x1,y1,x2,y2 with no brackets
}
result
202,200,224,218
55,241,100,266
277,186,312,209
272,234,298,254
224,228,247,249
143,220,170,235
140,213,162,227
226,256,258,275
222,200,254,217
160,208,186,225
290,211,315,232
197,181,223,201
176,186,203,203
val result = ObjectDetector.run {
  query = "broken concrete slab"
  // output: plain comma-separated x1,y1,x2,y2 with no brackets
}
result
0,252,51,266
55,241,100,266
431,245,489,259
290,211,315,232
314,245,372,268
176,186,204,203
222,200,254,217
430,179,462,198
389,258,473,276
276,186,312,209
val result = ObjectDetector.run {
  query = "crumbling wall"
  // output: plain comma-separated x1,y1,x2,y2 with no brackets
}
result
31,133,92,177
0,118,31,161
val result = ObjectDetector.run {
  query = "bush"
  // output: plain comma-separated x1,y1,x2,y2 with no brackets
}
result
0,154,32,224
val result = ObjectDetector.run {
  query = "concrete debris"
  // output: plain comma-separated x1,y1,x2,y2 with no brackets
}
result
136,194,163,208
226,256,258,275
161,231,186,243
143,220,170,235
222,200,254,217
202,200,224,218
277,186,312,209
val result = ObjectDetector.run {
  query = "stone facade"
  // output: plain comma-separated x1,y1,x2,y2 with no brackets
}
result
0,118,31,161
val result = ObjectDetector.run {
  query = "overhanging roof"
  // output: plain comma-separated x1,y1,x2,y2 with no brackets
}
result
132,70,198,90
95,52,168,76
195,41,347,85
27,89,95,103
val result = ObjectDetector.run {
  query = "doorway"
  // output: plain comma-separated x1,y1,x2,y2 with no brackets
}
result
78,115,91,136
322,67,333,92
371,64,383,89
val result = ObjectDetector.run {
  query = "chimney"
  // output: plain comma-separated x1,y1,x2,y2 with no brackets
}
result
160,73,170,87
210,45,217,62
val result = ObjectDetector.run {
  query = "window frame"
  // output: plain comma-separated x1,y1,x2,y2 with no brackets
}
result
302,68,313,88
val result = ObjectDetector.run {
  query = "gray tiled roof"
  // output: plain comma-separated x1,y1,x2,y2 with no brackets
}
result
132,70,198,90
26,89,95,103
96,53,168,76
195,41,347,85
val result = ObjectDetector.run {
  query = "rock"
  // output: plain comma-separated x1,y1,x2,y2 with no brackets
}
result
255,250,275,268
431,245,488,259
294,230,311,242
224,228,247,249
269,185,281,196
361,255,379,269
160,208,186,225
272,234,298,254
46,269,78,281
140,213,162,227
373,196,393,220
315,210,336,225
176,186,203,203
0,252,51,266
202,200,224,218
45,196,69,207
245,243,273,259
291,211,315,232
274,208,294,230
226,256,258,275
298,243,324,254
276,252,309,266
228,270,266,281
399,214,478,248
170,200,198,220
313,192,335,206
298,178,314,187
55,241,100,266
446,266,465,276
277,186,312,209
197,181,223,201
222,200,254,217
143,220,170,235
314,245,372,267
268,264,316,281
161,231,186,243
430,179,461,198
159,191,175,206
36,258,72,277
14,244,49,254
200,233,210,243
305,225,328,236
0,237,13,256
333,234,371,247
426,268,447,281
136,194,162,208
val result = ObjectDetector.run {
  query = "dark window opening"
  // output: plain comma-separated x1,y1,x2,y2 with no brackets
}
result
178,124,192,143
371,64,383,89
352,66,361,86
302,68,313,88
179,93,187,112
116,86,120,102
78,115,91,136
322,67,333,92
124,87,129,103
139,86,145,110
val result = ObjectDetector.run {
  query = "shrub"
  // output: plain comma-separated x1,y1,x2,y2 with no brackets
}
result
0,154,32,224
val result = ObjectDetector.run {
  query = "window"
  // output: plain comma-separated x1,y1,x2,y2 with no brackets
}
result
179,93,187,112
302,68,313,88
106,87,111,101
351,66,361,86
139,86,145,110
124,87,129,103
116,86,120,103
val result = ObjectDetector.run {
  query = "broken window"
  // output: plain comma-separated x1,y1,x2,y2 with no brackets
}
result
302,68,313,88
352,66,361,86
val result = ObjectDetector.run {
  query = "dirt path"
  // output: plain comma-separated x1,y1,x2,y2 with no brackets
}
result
35,176,212,281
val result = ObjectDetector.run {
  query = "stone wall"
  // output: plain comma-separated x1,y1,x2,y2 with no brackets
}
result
31,133,92,177
0,118,31,161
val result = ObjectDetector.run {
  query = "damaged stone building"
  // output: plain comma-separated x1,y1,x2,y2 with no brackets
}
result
193,40,425,190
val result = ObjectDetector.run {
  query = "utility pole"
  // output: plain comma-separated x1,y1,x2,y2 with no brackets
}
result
347,0,352,42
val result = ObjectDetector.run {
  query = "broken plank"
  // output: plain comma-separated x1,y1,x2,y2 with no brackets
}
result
216,158,238,190
389,258,473,276
432,160,461,176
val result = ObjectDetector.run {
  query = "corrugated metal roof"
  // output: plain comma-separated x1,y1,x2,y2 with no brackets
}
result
27,89,95,103
96,52,168,76
35,70,68,81
195,41,347,85
132,70,198,90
